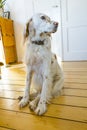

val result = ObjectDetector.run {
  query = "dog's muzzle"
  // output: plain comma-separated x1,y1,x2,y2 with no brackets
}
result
53,22,58,33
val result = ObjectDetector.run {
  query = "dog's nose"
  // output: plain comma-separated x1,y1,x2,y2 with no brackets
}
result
53,22,58,26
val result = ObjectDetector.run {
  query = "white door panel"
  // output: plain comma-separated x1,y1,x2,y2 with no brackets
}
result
67,0,87,26
33,0,62,59
68,26,87,52
61,0,87,61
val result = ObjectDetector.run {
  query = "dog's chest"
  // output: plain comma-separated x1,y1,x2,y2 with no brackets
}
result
25,44,49,66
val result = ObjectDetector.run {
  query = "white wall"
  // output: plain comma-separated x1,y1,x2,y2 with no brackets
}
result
5,0,34,62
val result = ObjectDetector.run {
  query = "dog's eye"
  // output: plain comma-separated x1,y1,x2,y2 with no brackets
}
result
41,16,46,20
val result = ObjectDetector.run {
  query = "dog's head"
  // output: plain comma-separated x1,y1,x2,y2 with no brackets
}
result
24,13,58,42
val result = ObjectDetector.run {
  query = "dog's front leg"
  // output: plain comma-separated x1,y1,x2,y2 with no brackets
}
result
19,66,32,108
35,62,50,115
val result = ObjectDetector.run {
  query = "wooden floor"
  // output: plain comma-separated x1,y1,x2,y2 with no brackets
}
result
0,62,87,130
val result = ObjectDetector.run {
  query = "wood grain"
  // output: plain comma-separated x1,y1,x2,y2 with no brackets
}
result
0,62,87,130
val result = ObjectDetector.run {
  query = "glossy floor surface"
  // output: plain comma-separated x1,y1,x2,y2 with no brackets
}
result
0,62,87,130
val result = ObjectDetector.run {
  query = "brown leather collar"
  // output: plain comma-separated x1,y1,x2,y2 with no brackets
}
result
32,40,44,45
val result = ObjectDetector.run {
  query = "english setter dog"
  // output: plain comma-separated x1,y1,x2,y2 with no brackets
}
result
19,13,64,115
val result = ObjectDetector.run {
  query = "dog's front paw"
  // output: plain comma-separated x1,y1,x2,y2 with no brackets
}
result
35,102,47,115
19,97,29,108
29,100,37,111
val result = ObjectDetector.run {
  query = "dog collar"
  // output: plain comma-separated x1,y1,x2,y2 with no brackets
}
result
32,40,44,45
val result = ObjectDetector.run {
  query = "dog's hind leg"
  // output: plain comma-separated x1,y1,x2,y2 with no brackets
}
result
52,74,64,97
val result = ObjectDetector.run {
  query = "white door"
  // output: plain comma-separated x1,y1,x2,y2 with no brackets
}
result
61,0,87,61
33,0,62,60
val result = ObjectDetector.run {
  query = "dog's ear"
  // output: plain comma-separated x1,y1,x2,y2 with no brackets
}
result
24,22,29,39
24,18,36,43
24,19,31,40
23,21,29,44
23,18,32,43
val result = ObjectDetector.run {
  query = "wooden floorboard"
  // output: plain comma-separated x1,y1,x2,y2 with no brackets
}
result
64,83,87,89
0,62,87,130
0,87,87,99
0,127,13,130
0,98,87,123
0,109,87,130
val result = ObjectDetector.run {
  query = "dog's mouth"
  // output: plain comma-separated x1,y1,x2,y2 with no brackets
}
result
52,28,58,33
44,25,58,34
44,28,58,34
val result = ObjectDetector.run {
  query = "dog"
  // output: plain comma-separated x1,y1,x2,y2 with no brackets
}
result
19,13,64,115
